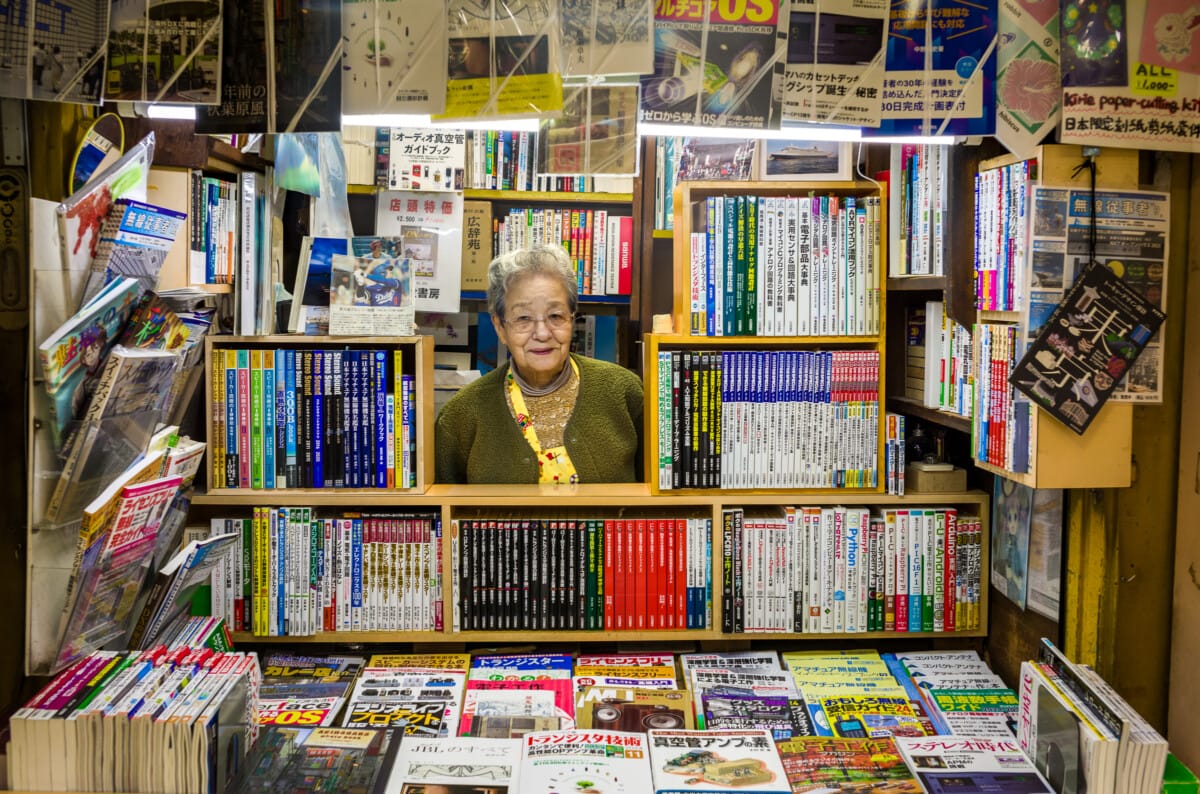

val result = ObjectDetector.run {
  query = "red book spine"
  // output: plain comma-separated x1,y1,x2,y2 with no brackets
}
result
944,509,957,633
646,519,657,630
617,216,633,294
603,519,614,631
678,519,688,629
664,519,676,630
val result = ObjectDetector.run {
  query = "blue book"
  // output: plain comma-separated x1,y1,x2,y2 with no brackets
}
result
312,350,324,488
263,352,276,489
284,349,297,486
374,351,387,487
406,375,417,487
351,518,363,630
346,351,359,488
224,354,237,488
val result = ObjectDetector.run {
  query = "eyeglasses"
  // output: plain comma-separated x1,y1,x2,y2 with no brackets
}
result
503,312,574,334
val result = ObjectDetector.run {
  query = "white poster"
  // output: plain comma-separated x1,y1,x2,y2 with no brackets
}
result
386,128,467,191
342,0,448,114
375,191,464,312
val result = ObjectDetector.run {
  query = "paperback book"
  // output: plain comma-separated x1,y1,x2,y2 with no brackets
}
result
389,736,521,793
776,736,922,793
895,736,1055,794
647,728,790,793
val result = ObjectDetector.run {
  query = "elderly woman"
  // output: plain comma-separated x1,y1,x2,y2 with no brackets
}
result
435,245,643,483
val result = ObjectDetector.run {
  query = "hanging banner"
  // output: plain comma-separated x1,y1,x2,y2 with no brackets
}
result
995,0,1060,159
781,0,889,128
342,0,448,115
561,0,654,76
1060,0,1200,152
104,0,223,104
871,0,998,137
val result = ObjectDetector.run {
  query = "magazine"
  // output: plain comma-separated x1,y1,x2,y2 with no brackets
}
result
776,736,922,793
647,728,789,793
439,0,564,120
461,689,564,738
229,726,399,793
78,200,185,309
103,0,223,104
639,0,787,129
895,736,1055,794
342,0,448,115
289,236,349,333
389,736,521,793
343,669,466,736
574,687,694,732
522,730,653,794
0,0,109,104
374,193,465,312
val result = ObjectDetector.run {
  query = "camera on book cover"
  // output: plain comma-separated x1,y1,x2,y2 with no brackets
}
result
592,700,686,731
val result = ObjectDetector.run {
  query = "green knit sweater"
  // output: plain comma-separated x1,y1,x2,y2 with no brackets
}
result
435,355,644,484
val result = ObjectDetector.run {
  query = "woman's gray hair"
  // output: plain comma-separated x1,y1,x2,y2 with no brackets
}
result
486,244,579,319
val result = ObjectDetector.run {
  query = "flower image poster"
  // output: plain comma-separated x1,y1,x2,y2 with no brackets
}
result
995,0,1060,158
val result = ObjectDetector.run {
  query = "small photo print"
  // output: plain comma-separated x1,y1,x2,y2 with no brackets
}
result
757,139,852,181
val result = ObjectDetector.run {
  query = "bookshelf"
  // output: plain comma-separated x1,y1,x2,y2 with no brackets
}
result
971,145,1137,489
214,484,990,643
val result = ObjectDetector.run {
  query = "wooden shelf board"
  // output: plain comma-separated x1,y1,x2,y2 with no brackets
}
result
193,489,436,506
973,458,1037,488
650,333,883,347
708,490,989,506
210,334,427,346
887,275,947,292
887,396,972,435
231,629,987,643
463,189,633,203
978,310,1022,323
651,486,886,497
428,483,712,507
459,291,631,305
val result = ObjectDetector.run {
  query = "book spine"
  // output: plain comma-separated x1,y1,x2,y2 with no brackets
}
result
312,350,324,488
250,350,263,489
263,350,276,489
236,349,250,488
375,351,387,487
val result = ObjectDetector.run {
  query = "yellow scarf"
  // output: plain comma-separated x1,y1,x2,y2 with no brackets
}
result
507,360,580,484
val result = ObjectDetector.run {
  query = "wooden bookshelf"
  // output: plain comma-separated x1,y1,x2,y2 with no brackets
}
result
463,189,633,203
886,396,972,436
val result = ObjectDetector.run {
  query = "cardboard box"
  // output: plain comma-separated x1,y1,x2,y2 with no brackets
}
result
905,462,967,493
461,200,493,293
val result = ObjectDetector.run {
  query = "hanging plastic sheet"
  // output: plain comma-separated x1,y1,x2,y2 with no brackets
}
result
0,0,109,104
994,0,1060,159
638,0,789,130
539,80,641,176
342,0,450,115
436,0,565,121
780,0,889,128
102,0,224,105
561,0,655,77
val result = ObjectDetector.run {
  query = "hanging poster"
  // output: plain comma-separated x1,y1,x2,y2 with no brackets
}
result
437,0,564,121
991,478,1032,610
781,0,889,128
539,83,641,175
1060,1,1200,152
374,192,464,313
196,0,342,133
342,0,448,115
0,0,108,104
639,0,788,129
1026,487,1063,620
1009,259,1166,435
104,0,223,104
995,0,1060,159
561,0,654,77
871,0,999,137
386,129,467,191
1024,186,1169,403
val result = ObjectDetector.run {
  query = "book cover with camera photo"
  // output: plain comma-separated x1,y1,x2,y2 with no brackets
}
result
647,729,789,793
575,687,695,733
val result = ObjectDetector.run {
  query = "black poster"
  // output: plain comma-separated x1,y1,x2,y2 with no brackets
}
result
1009,261,1165,435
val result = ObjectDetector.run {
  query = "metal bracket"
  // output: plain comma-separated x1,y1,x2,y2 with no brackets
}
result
0,99,25,166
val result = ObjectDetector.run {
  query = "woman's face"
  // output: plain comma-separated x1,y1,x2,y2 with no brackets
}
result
493,272,573,389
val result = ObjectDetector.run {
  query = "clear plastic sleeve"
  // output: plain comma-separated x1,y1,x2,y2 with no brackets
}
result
103,0,224,105
538,81,641,176
342,0,450,115
561,0,654,77
0,0,108,104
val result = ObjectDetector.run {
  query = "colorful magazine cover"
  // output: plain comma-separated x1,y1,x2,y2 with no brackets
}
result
776,736,922,793
639,0,787,129
104,0,222,103
385,128,467,191
78,200,187,309
0,0,109,104
523,730,653,794
817,695,927,739
575,688,695,732
289,236,350,333
872,0,998,137
896,736,1055,794
342,0,448,115
228,726,399,794
439,0,564,120
648,728,789,793
329,251,415,336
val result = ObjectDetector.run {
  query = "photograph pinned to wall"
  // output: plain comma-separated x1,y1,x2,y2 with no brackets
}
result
104,0,223,104
781,0,889,129
0,0,109,104
386,128,467,191
995,0,1061,160
561,0,654,77
437,0,564,121
756,139,852,181
375,191,464,313
639,0,788,129
328,250,415,336
342,0,449,115
676,138,757,181
538,83,641,176
870,0,998,137
991,478,1033,611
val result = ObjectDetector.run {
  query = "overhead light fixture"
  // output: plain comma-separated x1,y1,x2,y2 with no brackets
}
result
144,103,198,120
637,121,862,142
342,114,541,132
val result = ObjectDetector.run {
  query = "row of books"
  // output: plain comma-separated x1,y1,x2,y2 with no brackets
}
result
886,143,949,277
208,347,417,491
492,207,634,295
9,647,260,794
187,171,239,286
906,300,976,417
720,506,984,635
975,158,1033,312
687,194,883,337
210,510,443,637
974,323,1031,472
655,350,880,490
653,135,683,230
454,517,713,632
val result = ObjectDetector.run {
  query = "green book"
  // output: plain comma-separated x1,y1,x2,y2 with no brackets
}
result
734,195,747,335
250,349,263,489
